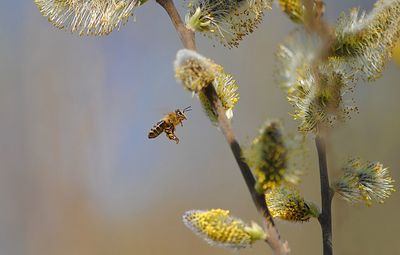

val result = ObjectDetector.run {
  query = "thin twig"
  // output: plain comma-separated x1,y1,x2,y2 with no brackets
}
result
156,0,289,253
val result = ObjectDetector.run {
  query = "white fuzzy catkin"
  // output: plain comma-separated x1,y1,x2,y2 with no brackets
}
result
35,0,144,35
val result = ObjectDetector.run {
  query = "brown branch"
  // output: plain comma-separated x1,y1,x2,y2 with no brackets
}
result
156,0,289,253
156,0,196,50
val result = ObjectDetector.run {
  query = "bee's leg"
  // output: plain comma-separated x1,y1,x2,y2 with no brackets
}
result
165,126,180,144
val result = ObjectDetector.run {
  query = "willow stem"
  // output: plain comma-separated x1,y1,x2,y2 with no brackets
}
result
302,1,334,253
156,0,196,50
156,0,288,253
315,135,333,255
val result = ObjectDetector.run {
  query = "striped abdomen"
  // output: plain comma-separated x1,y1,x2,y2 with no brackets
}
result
148,120,167,139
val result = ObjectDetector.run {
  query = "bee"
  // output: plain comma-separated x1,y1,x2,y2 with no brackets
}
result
148,106,192,144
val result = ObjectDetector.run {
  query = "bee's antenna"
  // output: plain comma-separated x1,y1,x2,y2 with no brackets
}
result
183,106,192,113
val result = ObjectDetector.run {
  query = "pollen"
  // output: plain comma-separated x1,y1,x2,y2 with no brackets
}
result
182,209,266,249
265,187,319,222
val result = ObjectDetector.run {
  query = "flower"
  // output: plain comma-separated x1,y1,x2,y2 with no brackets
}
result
265,187,319,222
334,174,363,203
175,49,239,124
277,0,400,131
34,0,145,36
332,0,400,80
243,120,302,192
174,49,222,92
334,158,396,206
182,209,266,249
275,29,319,98
185,0,273,48
198,72,239,124
275,29,356,132
293,66,352,131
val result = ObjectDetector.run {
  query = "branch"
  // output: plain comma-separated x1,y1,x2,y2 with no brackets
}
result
302,1,334,254
156,0,289,253
315,135,333,255
203,85,290,255
156,0,196,50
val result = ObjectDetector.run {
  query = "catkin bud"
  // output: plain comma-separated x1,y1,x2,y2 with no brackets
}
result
182,209,266,249
174,49,222,92
175,49,239,124
243,121,301,192
265,187,320,222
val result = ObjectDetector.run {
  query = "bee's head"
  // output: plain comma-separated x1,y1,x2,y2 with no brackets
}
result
175,109,186,120
176,106,191,120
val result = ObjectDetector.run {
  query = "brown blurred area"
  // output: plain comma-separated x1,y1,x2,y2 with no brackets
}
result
0,1,399,255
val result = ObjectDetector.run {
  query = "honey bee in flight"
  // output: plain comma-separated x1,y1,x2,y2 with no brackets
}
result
148,106,192,144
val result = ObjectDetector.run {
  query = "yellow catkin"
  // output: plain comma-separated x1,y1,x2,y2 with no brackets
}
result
243,121,301,192
182,209,265,249
265,187,319,222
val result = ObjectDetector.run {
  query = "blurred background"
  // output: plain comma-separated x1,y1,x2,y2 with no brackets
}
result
0,1,399,254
